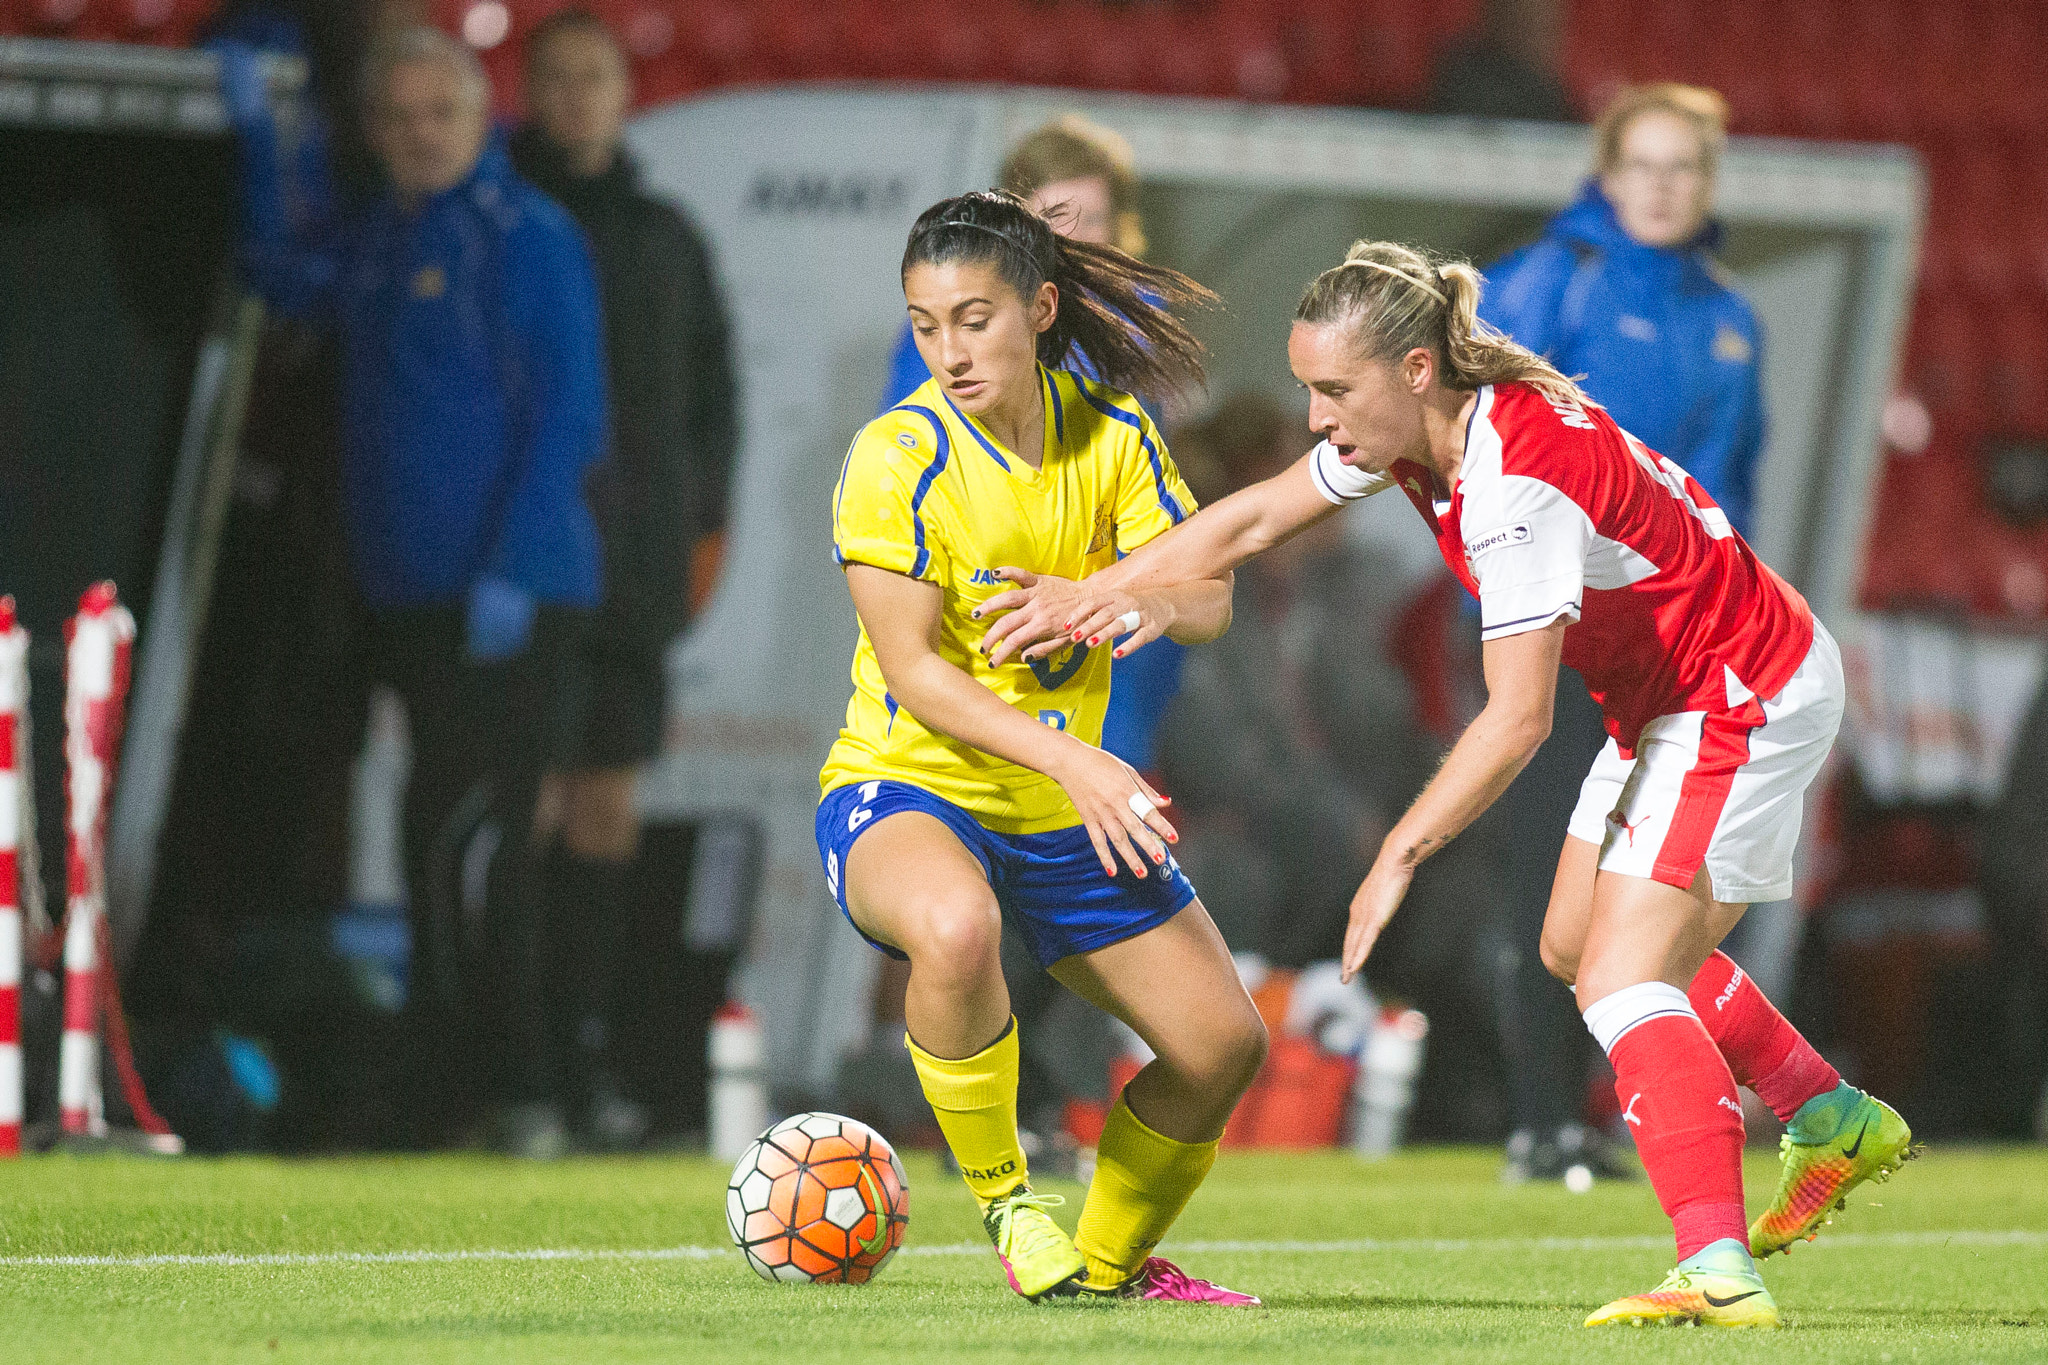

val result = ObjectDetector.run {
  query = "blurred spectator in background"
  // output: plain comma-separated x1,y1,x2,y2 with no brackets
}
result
511,8,738,1149
219,26,609,1155
1478,82,1766,1182
1427,0,1574,123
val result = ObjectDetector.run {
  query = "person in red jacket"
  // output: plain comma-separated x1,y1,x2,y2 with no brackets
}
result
978,240,1916,1329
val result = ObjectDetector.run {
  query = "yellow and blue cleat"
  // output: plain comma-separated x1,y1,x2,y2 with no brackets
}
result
1750,1084,1918,1258
1585,1239,1778,1329
982,1185,1087,1301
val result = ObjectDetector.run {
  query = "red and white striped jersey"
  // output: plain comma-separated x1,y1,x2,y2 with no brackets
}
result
1310,381,1814,748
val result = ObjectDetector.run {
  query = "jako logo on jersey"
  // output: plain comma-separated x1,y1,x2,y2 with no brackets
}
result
1715,966,1745,1011
967,568,1005,586
960,1159,1017,1182
1466,522,1532,559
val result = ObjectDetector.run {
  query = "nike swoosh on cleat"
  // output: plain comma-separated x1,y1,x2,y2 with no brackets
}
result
1843,1117,1873,1159
1703,1290,1763,1307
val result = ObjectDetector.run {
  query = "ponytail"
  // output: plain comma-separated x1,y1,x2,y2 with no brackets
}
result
1295,241,1590,409
902,190,1214,398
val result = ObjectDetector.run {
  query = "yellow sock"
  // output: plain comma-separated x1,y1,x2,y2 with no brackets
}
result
1075,1094,1218,1289
906,1018,1028,1206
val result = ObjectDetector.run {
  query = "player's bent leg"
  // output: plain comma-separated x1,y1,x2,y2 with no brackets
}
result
1574,869,1766,1326
844,812,1085,1301
1050,901,1265,1306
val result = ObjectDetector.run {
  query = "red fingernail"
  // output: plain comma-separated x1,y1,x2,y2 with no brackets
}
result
1113,648,1126,659
1087,637,1099,646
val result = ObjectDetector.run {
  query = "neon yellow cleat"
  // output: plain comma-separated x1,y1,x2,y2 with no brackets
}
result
1750,1086,1918,1258
1585,1242,1779,1329
982,1185,1087,1301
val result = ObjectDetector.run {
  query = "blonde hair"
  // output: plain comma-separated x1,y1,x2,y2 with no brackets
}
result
1593,83,1729,176
1295,241,1590,409
998,114,1146,257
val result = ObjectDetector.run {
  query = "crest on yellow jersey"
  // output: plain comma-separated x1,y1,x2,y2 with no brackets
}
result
1085,501,1113,554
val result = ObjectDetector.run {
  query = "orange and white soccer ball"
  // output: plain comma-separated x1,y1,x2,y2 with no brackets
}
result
726,1112,910,1284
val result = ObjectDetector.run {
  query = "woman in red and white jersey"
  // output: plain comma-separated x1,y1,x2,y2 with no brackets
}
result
977,241,1915,1329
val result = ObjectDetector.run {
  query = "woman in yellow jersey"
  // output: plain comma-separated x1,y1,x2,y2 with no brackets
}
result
817,191,1265,1306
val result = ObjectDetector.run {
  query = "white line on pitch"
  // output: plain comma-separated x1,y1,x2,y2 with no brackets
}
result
4,1228,2044,1269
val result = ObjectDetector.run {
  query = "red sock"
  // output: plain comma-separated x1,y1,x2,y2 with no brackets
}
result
1687,950,1840,1123
1601,1003,1748,1260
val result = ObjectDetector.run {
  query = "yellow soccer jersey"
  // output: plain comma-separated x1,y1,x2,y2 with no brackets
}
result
819,365,1198,834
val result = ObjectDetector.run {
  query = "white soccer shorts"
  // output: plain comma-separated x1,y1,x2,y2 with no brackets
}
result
1565,622,1844,904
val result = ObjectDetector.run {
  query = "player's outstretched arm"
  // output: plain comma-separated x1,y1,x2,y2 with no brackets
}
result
979,451,1338,664
974,570,1233,665
1340,619,1566,981
846,563,1177,881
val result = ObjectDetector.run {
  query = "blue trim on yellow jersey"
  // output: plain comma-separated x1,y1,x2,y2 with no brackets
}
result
1075,382,1185,525
892,404,951,579
1044,367,1065,445
884,691,899,734
942,395,1011,471
830,431,861,566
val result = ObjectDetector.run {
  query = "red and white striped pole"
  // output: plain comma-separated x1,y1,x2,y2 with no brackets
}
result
59,582,133,1139
0,597,27,1156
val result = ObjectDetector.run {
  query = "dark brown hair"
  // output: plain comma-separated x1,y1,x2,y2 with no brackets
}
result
902,190,1212,399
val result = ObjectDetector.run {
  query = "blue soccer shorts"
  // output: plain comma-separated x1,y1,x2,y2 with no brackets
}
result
815,779,1197,969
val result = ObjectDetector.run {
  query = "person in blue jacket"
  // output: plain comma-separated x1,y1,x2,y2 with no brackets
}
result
1478,83,1767,1185
217,26,608,1156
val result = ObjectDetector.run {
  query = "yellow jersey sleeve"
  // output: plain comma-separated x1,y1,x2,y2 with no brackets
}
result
831,411,950,584
1108,396,1199,556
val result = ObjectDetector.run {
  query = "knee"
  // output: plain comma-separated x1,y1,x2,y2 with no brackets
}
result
1181,1010,1269,1104
904,898,1004,979
1539,931,1579,986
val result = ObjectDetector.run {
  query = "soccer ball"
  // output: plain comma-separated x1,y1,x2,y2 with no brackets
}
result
726,1112,910,1284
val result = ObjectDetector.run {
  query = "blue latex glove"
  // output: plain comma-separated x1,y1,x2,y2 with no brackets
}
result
202,38,271,130
466,576,536,662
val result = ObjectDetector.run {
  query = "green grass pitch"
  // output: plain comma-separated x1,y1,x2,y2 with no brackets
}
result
3,1144,2045,1362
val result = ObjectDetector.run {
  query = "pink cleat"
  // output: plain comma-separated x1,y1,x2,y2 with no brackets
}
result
1114,1257,1261,1306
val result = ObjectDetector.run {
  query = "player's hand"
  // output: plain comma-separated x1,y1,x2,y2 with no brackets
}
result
1048,741,1178,880
1340,858,1414,984
975,568,1167,665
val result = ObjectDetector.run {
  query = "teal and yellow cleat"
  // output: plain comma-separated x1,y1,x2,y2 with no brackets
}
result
1585,1239,1779,1329
982,1185,1087,1301
1750,1084,1919,1258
